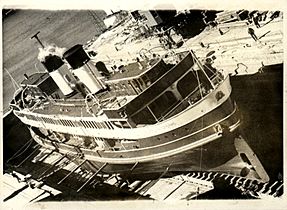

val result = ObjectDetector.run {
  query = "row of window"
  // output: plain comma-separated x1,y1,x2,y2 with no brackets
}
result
21,113,117,130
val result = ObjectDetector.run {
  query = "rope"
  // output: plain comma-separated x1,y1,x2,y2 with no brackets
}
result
199,118,204,172
37,154,80,181
6,138,34,163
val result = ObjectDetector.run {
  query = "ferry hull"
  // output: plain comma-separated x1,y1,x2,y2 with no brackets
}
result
86,133,239,177
29,104,247,178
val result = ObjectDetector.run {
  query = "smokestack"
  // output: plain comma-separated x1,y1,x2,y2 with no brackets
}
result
63,44,106,94
31,31,76,97
37,43,75,97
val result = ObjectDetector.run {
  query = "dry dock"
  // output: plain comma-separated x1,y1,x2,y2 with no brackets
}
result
2,10,284,203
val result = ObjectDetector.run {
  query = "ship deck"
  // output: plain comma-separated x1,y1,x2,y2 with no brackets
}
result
30,92,136,118
106,58,160,82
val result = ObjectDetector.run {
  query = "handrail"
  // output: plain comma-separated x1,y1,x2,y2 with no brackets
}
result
159,72,224,122
159,83,203,121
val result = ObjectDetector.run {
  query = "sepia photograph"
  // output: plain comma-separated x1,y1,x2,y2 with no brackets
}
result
1,0,285,209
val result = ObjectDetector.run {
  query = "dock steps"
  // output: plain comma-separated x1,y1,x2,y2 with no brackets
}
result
14,148,283,200
124,171,283,200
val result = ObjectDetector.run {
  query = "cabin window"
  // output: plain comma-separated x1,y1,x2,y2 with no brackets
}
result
63,120,69,127
65,120,70,126
148,91,178,119
132,79,142,92
90,121,95,128
64,120,68,126
45,117,49,123
71,121,77,127
90,121,98,129
105,121,113,129
177,71,199,98
108,122,114,129
79,120,86,128
131,107,157,125
66,120,71,127
105,139,116,147
127,81,136,94
142,75,151,87
41,117,46,123
60,119,65,126
86,121,92,128
138,77,146,89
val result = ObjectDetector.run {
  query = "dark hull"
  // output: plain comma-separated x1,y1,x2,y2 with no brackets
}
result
29,94,245,178
30,121,248,180
86,133,239,177
31,128,247,180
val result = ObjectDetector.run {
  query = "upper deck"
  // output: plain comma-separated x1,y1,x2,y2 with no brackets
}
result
12,50,224,132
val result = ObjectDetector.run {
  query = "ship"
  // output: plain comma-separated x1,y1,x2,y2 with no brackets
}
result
9,10,270,181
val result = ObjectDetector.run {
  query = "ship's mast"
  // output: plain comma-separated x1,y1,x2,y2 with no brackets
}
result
31,31,45,49
181,37,216,90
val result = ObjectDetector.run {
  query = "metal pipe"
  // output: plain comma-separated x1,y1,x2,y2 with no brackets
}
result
57,160,87,185
130,162,138,173
164,180,186,200
15,145,41,168
77,163,107,192
7,138,33,163
37,149,54,163
37,154,66,179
